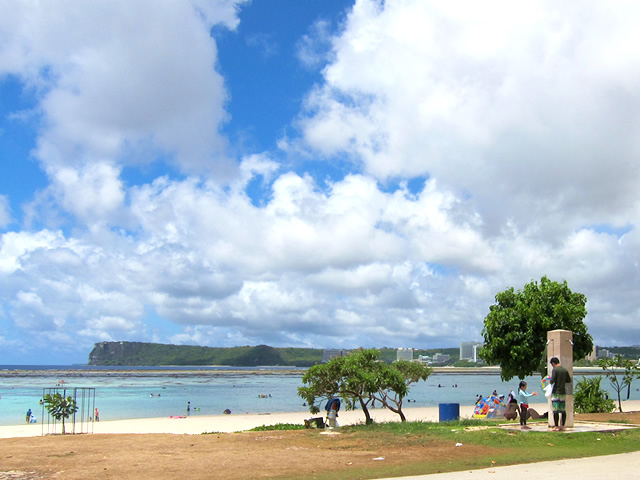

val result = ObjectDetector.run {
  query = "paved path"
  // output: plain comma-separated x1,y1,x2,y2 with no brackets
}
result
382,451,640,479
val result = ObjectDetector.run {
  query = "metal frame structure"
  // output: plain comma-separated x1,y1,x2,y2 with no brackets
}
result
41,387,96,435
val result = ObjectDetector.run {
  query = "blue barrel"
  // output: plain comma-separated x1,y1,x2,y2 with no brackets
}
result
439,403,460,422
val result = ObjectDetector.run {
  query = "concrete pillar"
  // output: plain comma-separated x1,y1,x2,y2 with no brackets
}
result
546,329,574,428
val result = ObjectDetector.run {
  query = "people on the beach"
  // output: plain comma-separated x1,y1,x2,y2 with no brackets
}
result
325,397,341,428
187,401,191,415
550,357,572,431
94,407,100,422
516,381,538,429
26,408,32,423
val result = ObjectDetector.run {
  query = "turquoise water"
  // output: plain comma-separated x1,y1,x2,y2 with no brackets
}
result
1,366,637,426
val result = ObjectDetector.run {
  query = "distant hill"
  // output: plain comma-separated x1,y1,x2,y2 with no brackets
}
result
88,342,460,367
88,342,322,367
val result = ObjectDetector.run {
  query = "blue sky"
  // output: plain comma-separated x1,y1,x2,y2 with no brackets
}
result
1,0,640,364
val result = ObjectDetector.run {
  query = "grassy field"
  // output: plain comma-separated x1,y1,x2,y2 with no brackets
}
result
2,413,639,479
258,416,640,480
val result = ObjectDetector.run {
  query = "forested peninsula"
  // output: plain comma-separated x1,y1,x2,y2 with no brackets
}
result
88,341,460,367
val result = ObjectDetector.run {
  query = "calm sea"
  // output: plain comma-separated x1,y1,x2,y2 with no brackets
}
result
0,365,636,426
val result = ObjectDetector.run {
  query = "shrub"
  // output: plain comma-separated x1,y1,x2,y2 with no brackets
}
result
574,376,615,413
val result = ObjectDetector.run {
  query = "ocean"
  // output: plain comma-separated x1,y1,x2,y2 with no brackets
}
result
1,365,637,426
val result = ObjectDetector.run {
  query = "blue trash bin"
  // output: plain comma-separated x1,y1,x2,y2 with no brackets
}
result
439,403,460,422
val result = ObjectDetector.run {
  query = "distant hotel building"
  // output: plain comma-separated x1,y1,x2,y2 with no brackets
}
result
322,349,352,363
397,348,414,361
431,353,450,364
416,352,450,365
596,347,615,359
460,342,483,363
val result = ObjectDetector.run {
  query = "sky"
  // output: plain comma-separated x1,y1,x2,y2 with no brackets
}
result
1,0,639,365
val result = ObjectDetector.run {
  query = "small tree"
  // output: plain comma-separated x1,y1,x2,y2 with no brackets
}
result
298,349,380,424
370,360,432,422
574,376,615,413
43,392,79,434
480,276,592,381
298,349,431,425
599,355,640,413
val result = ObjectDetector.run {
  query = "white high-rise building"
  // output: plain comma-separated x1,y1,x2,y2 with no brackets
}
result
460,342,483,362
397,348,414,361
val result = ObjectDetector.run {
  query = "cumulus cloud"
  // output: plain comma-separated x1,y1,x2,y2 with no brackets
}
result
298,0,640,237
1,0,639,363
0,0,246,179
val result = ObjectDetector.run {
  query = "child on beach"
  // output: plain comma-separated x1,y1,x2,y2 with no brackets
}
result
516,381,538,429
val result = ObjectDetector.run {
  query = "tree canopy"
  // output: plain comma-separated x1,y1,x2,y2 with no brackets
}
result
297,349,431,424
480,276,592,381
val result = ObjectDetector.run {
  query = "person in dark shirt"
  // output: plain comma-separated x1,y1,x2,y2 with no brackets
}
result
550,357,572,431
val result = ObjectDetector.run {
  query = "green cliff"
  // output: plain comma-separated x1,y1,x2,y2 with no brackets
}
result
89,341,460,367
88,341,322,367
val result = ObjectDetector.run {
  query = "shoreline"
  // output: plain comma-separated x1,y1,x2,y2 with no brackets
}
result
3,400,640,439
0,365,616,377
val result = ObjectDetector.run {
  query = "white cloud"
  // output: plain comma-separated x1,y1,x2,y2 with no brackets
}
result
298,0,640,236
1,0,639,362
296,19,334,69
0,0,246,180
48,162,125,225
0,195,10,228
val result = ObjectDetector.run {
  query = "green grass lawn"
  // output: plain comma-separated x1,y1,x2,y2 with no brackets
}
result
266,419,640,480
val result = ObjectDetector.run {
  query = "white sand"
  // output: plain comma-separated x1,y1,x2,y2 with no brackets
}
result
2,400,639,439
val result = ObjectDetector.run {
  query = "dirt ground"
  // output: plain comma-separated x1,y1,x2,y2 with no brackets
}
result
1,412,639,480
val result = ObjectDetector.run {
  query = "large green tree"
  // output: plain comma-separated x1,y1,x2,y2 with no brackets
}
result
480,276,592,381
298,349,431,424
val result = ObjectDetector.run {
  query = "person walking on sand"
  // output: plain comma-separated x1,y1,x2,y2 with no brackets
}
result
26,408,32,424
550,357,572,431
94,407,100,422
516,381,537,429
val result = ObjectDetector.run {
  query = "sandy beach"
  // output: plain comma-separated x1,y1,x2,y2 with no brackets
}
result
1,401,640,479
3,400,640,438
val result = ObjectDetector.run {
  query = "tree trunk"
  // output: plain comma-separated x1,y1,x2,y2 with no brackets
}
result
617,390,623,413
381,399,406,422
359,397,373,424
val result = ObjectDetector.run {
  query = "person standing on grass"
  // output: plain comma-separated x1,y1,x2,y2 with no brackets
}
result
325,397,340,428
550,357,572,431
516,381,538,429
